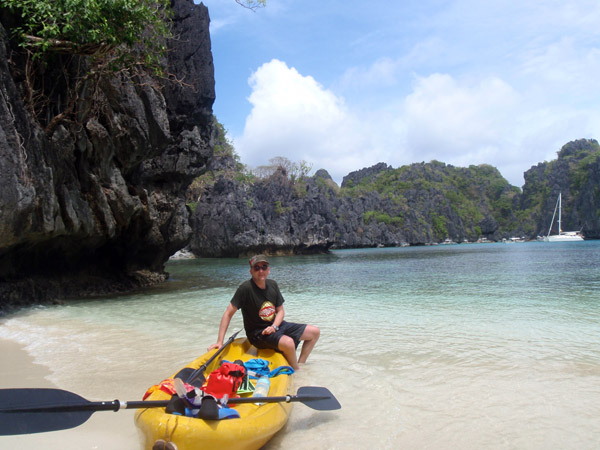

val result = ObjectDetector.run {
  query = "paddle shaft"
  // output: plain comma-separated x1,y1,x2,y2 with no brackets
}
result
2,394,331,413
133,394,331,408
1,387,338,414
0,386,339,435
4,400,162,413
185,329,241,385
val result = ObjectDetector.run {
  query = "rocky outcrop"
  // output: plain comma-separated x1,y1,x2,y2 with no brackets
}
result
190,168,339,257
187,136,594,257
187,134,598,257
188,157,515,257
0,0,215,311
521,138,600,238
341,162,392,187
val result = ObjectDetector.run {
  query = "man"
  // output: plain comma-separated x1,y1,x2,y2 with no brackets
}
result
208,255,320,370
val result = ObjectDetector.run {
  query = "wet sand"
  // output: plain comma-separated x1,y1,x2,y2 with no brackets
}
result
0,338,141,450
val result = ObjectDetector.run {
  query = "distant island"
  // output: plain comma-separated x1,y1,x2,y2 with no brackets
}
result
187,131,600,256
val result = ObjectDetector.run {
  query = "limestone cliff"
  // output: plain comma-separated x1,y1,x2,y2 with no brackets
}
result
190,168,340,257
521,139,600,239
0,0,215,311
189,157,515,257
188,138,600,257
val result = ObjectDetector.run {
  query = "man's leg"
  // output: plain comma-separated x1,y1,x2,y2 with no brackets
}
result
298,325,320,364
278,335,300,370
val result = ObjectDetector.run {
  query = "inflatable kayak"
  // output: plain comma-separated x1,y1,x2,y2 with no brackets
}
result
134,337,294,450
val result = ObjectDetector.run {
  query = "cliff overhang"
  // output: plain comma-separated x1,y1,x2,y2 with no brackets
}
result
0,0,215,312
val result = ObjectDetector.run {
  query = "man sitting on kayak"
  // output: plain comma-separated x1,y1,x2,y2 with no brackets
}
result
208,254,320,370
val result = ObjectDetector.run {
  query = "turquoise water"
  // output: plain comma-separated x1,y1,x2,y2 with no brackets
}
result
1,242,600,449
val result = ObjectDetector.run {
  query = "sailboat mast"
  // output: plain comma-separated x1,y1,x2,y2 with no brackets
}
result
546,194,559,238
558,192,562,234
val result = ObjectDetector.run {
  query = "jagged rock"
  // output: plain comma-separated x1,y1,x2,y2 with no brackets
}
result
189,147,596,257
341,162,390,187
521,138,600,238
189,168,339,257
0,0,215,311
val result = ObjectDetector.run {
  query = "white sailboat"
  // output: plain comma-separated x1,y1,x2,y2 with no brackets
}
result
544,192,584,242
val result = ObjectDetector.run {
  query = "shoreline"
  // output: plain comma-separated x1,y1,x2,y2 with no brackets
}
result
0,338,54,389
0,338,141,449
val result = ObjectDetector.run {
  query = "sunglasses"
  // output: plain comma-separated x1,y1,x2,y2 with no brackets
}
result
253,264,269,271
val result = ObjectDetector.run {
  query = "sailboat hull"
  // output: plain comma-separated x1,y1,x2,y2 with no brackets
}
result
545,232,584,242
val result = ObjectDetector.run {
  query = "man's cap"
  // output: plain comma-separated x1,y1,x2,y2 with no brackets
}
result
249,254,269,266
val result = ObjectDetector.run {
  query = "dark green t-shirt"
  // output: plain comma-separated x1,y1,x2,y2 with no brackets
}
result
231,279,284,336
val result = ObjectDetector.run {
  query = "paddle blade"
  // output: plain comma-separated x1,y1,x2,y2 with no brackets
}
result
0,388,94,435
297,386,341,411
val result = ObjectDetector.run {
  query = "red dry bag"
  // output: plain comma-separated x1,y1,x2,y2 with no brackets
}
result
201,362,246,398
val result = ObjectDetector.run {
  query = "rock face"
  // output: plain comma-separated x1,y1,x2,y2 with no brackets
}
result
0,0,215,310
521,138,600,238
190,168,341,257
189,160,506,257
189,139,600,257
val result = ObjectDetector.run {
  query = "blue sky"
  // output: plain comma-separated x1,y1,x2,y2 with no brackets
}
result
196,0,600,187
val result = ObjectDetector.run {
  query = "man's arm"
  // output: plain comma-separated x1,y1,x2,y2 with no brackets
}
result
262,304,285,335
207,303,238,350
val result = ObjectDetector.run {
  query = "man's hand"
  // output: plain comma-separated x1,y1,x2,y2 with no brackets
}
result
261,325,277,335
207,342,222,351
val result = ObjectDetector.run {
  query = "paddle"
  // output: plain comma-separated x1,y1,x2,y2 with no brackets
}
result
227,386,341,411
177,329,242,387
0,386,340,435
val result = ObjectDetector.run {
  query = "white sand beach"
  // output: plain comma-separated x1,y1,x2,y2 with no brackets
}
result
0,338,141,450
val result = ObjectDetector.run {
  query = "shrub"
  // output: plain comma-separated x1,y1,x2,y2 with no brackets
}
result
2,0,172,72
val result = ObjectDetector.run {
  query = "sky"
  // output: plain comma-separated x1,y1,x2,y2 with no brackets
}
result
195,0,600,187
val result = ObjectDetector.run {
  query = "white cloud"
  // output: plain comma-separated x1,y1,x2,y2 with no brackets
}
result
519,36,600,101
235,59,377,183
235,57,600,188
339,57,400,90
400,74,519,164
396,71,600,185
236,60,532,186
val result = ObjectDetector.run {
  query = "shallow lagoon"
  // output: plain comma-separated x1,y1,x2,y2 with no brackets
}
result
1,241,600,449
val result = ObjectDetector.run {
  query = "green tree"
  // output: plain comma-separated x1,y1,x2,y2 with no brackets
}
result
1,0,174,130
431,214,448,240
254,157,312,182
1,0,172,71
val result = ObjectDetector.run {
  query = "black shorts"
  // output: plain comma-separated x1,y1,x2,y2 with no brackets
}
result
248,321,307,350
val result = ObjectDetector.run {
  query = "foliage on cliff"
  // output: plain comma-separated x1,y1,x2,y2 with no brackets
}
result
187,119,252,208
340,161,521,239
520,138,600,238
188,123,599,255
1,0,171,66
0,0,173,132
188,118,312,205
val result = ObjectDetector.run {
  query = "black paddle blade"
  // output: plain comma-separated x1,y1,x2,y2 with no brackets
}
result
0,388,95,435
297,386,341,411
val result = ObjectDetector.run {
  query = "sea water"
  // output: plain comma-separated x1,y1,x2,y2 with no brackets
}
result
1,242,600,449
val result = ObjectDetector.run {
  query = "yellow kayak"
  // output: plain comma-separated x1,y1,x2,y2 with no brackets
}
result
134,338,294,450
